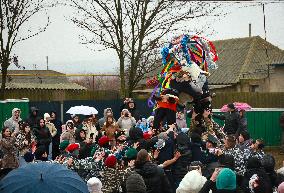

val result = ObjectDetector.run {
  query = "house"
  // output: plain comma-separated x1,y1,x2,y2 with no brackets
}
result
135,36,284,95
2,70,86,90
0,70,87,101
209,36,284,92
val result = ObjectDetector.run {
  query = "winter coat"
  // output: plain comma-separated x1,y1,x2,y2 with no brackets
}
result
33,126,52,147
82,123,98,140
0,137,19,169
241,168,273,193
172,133,192,182
45,122,57,137
135,161,172,193
15,131,36,156
26,107,41,128
239,117,248,133
70,157,104,182
157,137,175,170
50,118,62,145
190,142,206,164
117,117,136,136
4,108,22,133
223,146,246,176
213,111,240,135
100,167,127,193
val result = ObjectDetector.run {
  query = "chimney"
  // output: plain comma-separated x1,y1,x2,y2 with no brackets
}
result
249,23,251,37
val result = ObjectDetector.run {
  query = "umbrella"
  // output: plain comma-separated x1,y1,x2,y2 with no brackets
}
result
220,102,252,112
66,105,98,115
0,162,89,193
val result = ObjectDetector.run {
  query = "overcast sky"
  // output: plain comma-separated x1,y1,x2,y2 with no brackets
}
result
11,1,284,74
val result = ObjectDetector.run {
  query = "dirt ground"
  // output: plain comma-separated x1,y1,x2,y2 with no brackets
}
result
266,147,284,169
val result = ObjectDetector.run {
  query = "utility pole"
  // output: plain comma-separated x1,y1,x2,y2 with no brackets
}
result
46,56,49,70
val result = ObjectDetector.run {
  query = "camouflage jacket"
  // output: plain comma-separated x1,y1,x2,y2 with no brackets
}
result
69,157,104,182
224,146,246,176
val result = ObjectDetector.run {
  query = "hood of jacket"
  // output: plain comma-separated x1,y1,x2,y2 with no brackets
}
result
103,108,113,118
11,108,21,120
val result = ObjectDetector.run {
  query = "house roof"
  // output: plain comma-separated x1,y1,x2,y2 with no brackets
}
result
208,36,284,85
1,70,87,90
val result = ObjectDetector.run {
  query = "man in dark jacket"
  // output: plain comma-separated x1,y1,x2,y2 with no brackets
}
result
50,111,62,159
135,149,172,193
213,103,241,136
26,107,41,128
120,98,141,121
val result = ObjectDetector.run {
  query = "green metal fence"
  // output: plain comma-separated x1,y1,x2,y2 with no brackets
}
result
212,108,284,146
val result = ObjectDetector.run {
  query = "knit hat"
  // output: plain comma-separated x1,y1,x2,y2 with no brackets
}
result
98,136,110,147
66,143,80,152
126,172,146,193
104,155,117,168
125,148,138,160
176,170,207,193
59,140,70,151
143,132,152,140
87,177,102,193
278,182,284,193
216,168,236,190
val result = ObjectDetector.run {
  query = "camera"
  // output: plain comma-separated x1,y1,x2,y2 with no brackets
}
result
125,113,129,117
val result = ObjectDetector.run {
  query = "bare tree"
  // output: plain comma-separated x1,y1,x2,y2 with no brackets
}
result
70,75,120,91
69,0,222,97
0,0,51,99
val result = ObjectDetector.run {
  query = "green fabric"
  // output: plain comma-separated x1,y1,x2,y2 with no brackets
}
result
216,168,236,190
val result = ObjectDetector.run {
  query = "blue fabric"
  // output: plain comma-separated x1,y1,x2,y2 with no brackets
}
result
0,162,89,193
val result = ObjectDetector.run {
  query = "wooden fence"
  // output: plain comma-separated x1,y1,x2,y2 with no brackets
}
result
3,90,284,108
3,89,120,101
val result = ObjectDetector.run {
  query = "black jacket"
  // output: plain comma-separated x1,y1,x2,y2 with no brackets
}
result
172,133,192,182
50,119,62,145
213,111,240,135
190,142,206,164
199,180,237,193
33,126,51,146
135,161,172,193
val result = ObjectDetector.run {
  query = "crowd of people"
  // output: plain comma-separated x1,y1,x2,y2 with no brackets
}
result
1,98,284,193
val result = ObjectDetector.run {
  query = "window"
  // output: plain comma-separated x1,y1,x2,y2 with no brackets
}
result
250,85,259,92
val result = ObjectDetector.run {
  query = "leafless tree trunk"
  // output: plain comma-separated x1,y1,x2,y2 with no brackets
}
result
0,0,51,99
69,0,222,97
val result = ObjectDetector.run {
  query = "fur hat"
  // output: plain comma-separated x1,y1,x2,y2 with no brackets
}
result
126,172,146,193
87,177,102,193
98,136,110,147
104,155,117,168
43,113,50,121
216,168,236,190
176,170,207,193
125,148,138,160
66,143,80,152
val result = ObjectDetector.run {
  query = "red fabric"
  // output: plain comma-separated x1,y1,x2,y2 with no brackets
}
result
98,136,110,147
104,155,117,168
143,132,152,140
157,101,177,111
66,143,80,152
